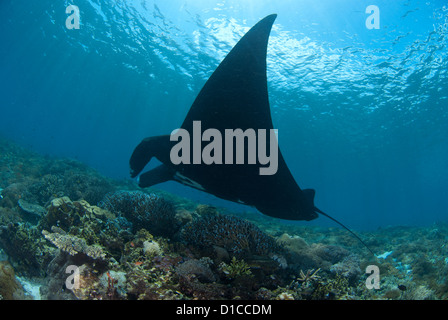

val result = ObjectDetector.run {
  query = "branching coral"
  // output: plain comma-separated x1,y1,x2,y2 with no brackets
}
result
182,213,280,259
63,172,114,205
99,190,177,237
219,257,253,279
24,174,65,205
21,158,114,206
297,268,321,287
310,274,352,300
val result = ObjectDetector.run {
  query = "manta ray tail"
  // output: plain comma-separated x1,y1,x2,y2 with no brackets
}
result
314,207,375,255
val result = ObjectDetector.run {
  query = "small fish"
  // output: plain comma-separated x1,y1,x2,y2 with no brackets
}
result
398,284,407,291
135,261,143,266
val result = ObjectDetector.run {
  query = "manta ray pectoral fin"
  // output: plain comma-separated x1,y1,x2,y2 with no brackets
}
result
303,189,316,206
129,135,171,178
138,164,175,188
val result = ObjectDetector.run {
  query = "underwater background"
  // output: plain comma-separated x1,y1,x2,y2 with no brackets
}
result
1,0,448,230
0,0,448,301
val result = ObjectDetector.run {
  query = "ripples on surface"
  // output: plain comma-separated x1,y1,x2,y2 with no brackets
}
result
60,1,448,153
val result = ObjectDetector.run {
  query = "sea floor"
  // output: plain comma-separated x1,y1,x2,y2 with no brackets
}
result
0,136,447,300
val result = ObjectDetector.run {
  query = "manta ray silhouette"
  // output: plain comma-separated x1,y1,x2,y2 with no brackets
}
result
130,14,373,254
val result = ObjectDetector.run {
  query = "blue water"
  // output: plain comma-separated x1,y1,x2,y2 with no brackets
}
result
1,0,447,230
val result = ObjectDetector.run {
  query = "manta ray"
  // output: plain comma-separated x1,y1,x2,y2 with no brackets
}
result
130,14,373,254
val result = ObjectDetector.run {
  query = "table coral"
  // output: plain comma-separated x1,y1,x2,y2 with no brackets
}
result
42,226,106,260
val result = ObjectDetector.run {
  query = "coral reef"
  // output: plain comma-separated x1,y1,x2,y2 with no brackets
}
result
40,250,110,300
17,199,46,222
1,136,448,300
176,259,216,283
296,268,321,287
99,190,179,237
330,254,362,283
175,258,230,300
40,196,81,231
182,213,280,259
42,226,106,260
0,222,52,277
143,239,162,257
0,261,25,300
218,257,253,280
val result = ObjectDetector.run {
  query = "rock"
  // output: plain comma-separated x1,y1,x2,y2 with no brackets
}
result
0,261,25,300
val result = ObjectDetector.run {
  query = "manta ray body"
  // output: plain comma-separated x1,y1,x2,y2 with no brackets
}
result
129,14,374,254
